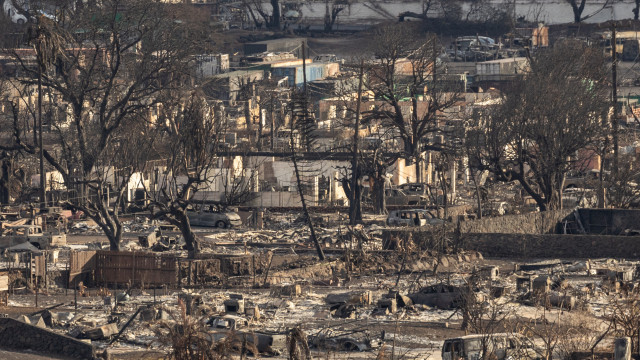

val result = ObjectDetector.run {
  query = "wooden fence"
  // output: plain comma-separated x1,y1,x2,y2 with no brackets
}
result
30,254,46,278
94,251,177,286
68,250,97,286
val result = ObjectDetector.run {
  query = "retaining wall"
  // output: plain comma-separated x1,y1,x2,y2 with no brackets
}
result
383,209,640,259
0,317,95,359
458,209,573,234
382,209,574,244
460,233,640,259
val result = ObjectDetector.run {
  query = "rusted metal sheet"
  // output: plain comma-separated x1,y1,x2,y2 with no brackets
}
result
95,251,176,286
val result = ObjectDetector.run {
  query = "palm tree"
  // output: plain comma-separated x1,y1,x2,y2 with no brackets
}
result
28,16,67,208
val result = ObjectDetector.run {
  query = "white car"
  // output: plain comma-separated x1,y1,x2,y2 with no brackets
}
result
187,209,242,228
6,7,26,24
3,0,26,24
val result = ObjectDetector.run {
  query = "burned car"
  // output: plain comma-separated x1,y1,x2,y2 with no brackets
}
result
187,206,242,228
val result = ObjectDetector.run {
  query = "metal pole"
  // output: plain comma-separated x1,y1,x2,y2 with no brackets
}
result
612,24,619,175
65,256,68,296
297,41,324,261
252,255,256,287
350,60,364,225
38,61,46,208
270,92,275,151
43,251,47,291
302,41,307,94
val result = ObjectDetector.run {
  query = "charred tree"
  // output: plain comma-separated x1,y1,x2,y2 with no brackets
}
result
566,0,613,23
4,1,210,251
147,92,225,258
365,24,461,186
324,1,345,33
467,41,610,211
242,0,281,29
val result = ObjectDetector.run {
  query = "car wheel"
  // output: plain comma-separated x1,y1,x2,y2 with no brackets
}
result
17,19,25,25
216,220,227,228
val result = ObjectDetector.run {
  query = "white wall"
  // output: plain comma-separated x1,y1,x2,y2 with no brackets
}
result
31,171,66,191
190,190,314,207
390,158,417,186
246,191,313,207
126,172,148,202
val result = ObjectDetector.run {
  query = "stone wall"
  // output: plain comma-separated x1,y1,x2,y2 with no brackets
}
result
460,233,640,259
0,317,95,359
458,209,573,234
383,209,640,259
382,209,574,245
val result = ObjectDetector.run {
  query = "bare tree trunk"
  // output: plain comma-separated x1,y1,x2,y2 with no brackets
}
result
373,175,387,215
93,210,122,252
324,2,344,33
257,111,263,151
76,187,125,252
568,0,586,23
270,0,281,29
471,170,482,219
244,100,252,133
38,63,46,208
347,175,362,223
112,222,122,252
173,209,200,258
102,229,121,252
270,93,275,151
558,173,564,210
598,156,606,208
246,4,263,29
0,157,10,204
440,170,448,219
324,1,331,33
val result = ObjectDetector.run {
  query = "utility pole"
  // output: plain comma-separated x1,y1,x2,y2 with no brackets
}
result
612,23,619,175
291,41,325,261
37,48,46,209
349,60,364,225
302,41,307,95
270,92,275,151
